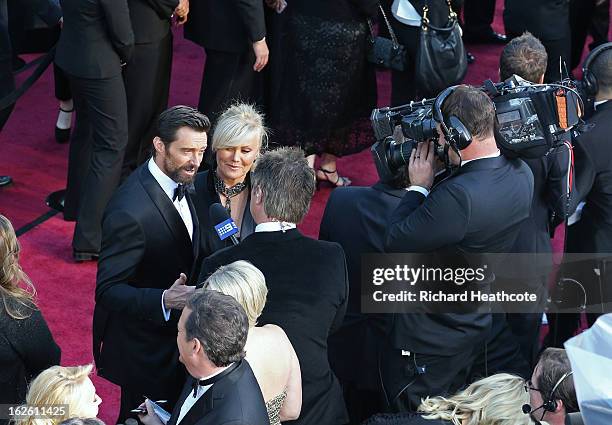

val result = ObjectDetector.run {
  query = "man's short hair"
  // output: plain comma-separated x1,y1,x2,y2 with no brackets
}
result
154,106,211,156
185,290,248,367
590,47,612,93
251,147,315,223
441,86,496,140
536,348,579,413
500,32,548,83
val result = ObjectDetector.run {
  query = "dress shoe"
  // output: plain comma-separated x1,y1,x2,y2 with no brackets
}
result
464,30,507,45
467,52,476,65
0,175,13,188
55,107,73,144
73,250,99,262
46,189,66,212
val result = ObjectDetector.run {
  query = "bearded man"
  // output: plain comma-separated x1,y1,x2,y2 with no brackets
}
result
93,105,210,423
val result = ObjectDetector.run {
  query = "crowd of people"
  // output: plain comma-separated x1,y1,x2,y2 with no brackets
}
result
2,0,612,425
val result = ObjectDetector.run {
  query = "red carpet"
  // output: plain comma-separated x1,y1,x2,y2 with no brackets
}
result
0,3,596,423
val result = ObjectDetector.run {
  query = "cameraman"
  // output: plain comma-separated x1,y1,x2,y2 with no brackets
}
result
382,86,534,411
470,32,573,376
549,46,612,346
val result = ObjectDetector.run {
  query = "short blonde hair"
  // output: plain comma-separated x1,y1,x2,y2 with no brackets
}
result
204,261,268,327
211,103,268,152
419,373,531,425
18,365,95,425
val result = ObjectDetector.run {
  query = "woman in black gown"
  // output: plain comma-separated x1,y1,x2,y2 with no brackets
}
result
266,0,378,187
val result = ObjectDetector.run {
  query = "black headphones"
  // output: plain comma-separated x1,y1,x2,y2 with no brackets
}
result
542,371,574,413
432,86,473,151
582,42,612,97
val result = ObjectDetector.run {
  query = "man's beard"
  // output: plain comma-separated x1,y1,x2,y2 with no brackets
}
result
165,157,196,184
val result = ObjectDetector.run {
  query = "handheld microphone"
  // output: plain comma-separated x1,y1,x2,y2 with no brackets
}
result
210,203,239,246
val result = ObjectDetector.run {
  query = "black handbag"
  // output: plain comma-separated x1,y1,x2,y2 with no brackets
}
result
367,5,408,72
415,0,467,97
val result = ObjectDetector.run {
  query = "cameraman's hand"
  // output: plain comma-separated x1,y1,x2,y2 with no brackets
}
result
408,141,435,190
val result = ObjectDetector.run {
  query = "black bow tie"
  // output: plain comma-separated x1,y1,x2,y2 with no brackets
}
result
173,183,193,202
191,361,241,397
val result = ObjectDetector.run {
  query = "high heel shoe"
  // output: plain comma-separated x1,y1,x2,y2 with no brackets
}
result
316,167,351,188
55,106,73,144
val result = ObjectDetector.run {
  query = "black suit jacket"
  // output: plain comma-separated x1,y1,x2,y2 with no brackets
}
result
192,170,255,265
94,164,204,400
568,100,612,253
184,0,266,53
167,361,270,425
56,0,134,78
385,156,534,355
504,0,570,41
127,0,177,44
499,147,571,279
319,182,405,390
198,229,350,425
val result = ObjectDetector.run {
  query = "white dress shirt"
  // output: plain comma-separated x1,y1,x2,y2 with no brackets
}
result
148,158,194,321
176,364,233,424
255,221,297,233
148,158,194,239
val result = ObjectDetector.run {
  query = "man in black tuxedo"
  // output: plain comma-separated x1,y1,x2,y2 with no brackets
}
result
548,47,612,346
504,0,570,83
94,106,210,423
382,86,534,411
184,0,268,123
139,290,270,425
198,147,349,425
319,170,408,424
469,33,572,376
121,0,188,178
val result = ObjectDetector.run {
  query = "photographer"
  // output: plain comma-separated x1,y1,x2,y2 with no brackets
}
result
382,86,534,412
470,33,573,377
548,45,612,346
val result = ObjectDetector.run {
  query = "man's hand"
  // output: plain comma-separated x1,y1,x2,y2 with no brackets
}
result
163,273,195,310
408,141,435,190
138,400,164,425
252,38,269,72
174,0,189,25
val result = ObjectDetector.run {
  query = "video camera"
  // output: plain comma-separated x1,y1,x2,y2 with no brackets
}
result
371,76,584,182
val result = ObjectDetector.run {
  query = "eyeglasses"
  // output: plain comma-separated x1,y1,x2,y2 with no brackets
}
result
525,379,544,395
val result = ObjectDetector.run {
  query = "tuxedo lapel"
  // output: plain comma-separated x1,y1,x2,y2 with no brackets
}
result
167,378,194,425
138,166,194,269
187,194,200,262
177,386,222,425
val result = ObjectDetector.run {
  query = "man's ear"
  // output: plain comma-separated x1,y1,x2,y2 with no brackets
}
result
252,186,263,204
192,337,201,356
153,137,165,156
554,399,565,414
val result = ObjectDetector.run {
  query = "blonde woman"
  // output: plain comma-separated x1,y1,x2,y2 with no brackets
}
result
0,215,60,410
194,103,268,257
204,260,301,425
363,374,533,425
15,365,101,425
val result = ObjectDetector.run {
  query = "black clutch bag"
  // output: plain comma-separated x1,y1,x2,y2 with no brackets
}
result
415,0,467,97
367,5,408,72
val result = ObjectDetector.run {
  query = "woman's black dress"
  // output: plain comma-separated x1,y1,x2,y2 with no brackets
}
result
267,0,378,157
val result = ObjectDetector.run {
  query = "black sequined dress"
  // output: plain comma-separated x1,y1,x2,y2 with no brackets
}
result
267,1,378,157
